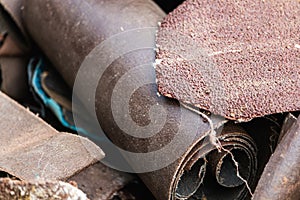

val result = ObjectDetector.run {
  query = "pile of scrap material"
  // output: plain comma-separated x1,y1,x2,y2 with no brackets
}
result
0,0,299,200
0,89,152,199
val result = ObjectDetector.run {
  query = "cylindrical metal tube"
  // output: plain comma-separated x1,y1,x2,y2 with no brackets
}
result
22,1,259,199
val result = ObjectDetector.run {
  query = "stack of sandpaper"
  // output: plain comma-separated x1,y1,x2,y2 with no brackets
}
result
0,0,299,200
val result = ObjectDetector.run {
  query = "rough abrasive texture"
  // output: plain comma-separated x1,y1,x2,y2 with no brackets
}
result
156,0,300,121
0,178,88,200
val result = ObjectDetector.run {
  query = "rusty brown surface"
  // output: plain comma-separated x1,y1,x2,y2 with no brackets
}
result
156,0,300,122
253,115,300,200
20,1,269,199
0,92,104,181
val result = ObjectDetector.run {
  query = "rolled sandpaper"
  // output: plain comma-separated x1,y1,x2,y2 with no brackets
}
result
0,2,28,56
155,0,300,122
0,3,30,100
0,56,29,100
22,0,260,199
0,0,28,38
278,113,297,143
253,115,300,200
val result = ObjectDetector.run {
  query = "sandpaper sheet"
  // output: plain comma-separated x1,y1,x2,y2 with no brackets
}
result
0,91,104,181
156,0,300,122
21,0,273,199
253,114,300,200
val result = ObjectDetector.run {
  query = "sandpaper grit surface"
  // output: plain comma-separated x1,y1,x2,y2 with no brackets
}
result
156,0,300,121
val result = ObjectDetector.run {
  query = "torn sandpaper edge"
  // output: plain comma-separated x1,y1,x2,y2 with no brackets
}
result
21,0,268,199
0,178,88,200
253,115,300,200
155,0,300,122
0,91,104,181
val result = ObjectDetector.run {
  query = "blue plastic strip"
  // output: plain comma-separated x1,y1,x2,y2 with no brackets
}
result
28,58,90,136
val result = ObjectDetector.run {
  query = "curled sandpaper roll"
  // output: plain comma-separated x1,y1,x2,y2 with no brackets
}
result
0,0,28,38
0,2,29,56
0,3,30,100
253,115,300,200
0,56,29,100
22,0,260,199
